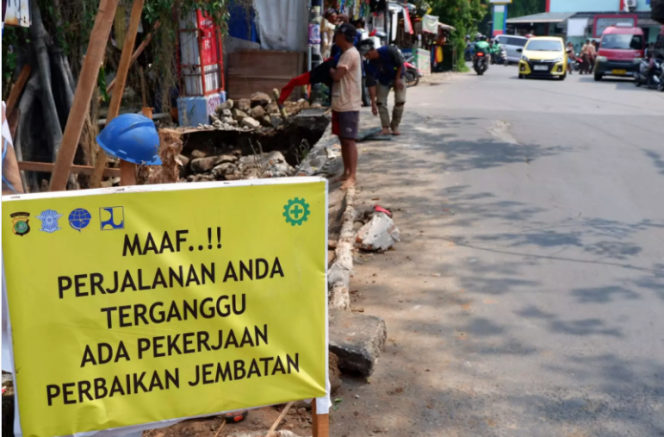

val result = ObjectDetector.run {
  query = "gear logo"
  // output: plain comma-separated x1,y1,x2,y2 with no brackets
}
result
283,198,310,226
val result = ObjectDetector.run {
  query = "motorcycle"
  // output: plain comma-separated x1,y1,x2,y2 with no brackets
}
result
403,61,422,87
490,46,508,66
473,51,489,75
635,57,663,91
402,54,422,87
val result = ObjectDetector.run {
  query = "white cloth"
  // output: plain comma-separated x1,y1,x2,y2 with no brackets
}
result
254,0,308,52
422,15,439,34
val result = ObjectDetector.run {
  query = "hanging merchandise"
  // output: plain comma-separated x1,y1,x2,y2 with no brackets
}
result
403,8,413,35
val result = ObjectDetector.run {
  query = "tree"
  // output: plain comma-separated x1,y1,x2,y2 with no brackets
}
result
509,0,547,18
430,0,488,71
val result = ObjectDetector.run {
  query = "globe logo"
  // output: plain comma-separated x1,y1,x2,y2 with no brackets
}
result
69,208,92,232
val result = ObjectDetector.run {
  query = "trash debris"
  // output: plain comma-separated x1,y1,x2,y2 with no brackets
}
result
356,211,400,251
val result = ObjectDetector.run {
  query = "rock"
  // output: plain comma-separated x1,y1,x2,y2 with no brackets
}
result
270,115,283,128
222,117,237,126
193,174,215,182
329,309,387,376
177,154,190,178
176,154,189,167
267,102,280,115
190,150,207,159
221,108,233,118
186,175,195,182
190,155,237,173
232,109,249,122
260,115,272,127
212,162,238,180
250,91,271,107
356,212,400,251
250,105,266,119
234,98,251,113
241,117,260,129
329,352,343,394
215,99,233,113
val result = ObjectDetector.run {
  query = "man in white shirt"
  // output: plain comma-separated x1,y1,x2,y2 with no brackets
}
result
329,23,362,189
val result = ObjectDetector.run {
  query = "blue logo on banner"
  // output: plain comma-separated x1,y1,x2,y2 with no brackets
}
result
69,208,92,232
100,207,125,230
36,209,63,233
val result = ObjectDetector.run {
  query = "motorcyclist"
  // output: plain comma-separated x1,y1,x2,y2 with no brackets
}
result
489,39,501,64
474,35,490,68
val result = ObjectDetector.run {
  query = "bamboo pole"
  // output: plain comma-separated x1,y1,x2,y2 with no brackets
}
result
48,0,120,191
90,0,145,188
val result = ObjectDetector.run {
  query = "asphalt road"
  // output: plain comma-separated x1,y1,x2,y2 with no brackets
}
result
334,65,664,436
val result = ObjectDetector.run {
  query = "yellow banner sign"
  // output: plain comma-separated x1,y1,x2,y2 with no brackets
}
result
2,179,328,437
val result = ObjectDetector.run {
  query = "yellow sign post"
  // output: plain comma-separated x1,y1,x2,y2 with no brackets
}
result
2,178,328,437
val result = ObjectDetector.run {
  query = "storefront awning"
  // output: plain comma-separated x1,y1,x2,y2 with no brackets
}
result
507,12,575,25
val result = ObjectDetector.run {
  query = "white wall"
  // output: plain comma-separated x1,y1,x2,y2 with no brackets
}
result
550,0,652,13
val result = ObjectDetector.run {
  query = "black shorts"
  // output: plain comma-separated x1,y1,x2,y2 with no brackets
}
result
332,111,359,140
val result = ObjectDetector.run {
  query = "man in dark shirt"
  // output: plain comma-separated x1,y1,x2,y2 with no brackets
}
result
359,40,406,136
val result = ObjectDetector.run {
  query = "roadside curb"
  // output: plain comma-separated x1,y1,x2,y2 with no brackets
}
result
328,186,357,310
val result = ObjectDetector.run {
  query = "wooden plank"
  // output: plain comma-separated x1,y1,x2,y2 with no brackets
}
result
19,161,121,177
311,399,329,437
48,0,120,191
5,65,32,116
90,0,145,189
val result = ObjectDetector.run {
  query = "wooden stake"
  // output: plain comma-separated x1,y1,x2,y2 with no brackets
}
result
90,0,145,188
311,399,329,437
266,401,294,437
211,419,225,437
5,65,32,116
48,0,119,191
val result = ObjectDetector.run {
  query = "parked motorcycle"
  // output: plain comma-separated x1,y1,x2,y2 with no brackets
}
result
635,57,663,91
402,54,422,87
473,51,489,75
403,61,422,87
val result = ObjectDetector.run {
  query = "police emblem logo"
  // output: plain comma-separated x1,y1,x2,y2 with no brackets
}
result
36,209,63,233
10,212,30,236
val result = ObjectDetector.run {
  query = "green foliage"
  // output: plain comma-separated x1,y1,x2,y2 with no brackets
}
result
510,0,547,18
1,26,30,94
430,0,488,71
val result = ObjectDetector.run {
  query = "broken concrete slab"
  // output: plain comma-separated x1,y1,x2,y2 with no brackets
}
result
329,309,387,376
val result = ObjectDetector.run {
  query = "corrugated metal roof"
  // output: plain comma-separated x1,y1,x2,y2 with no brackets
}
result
507,12,575,24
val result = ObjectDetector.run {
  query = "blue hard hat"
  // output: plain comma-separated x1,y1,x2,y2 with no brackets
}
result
96,114,162,166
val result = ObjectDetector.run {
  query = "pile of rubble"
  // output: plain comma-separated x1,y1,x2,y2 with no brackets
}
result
209,92,314,131
181,150,295,183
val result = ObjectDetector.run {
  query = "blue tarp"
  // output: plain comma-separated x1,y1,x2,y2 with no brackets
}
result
228,0,259,42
